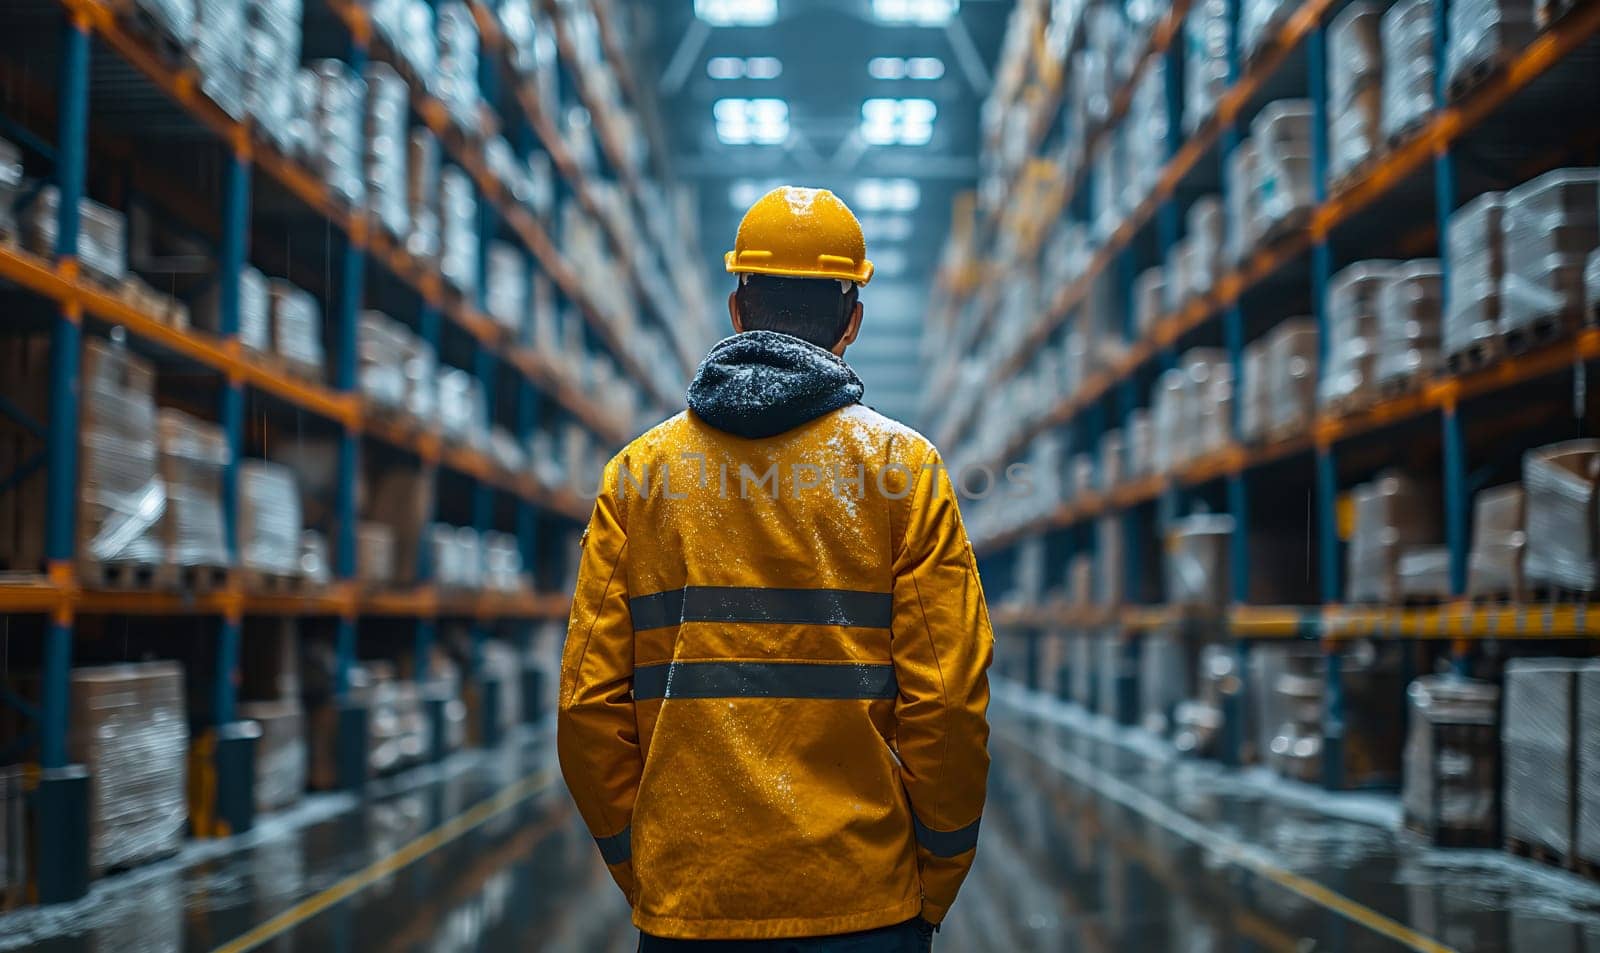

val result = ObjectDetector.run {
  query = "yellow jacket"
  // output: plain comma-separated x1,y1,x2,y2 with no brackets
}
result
558,331,993,940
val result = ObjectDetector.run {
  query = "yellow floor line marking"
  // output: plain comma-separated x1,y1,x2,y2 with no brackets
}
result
210,768,555,953
1001,698,1460,953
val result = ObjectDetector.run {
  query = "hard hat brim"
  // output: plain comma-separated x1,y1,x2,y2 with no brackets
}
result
724,251,875,286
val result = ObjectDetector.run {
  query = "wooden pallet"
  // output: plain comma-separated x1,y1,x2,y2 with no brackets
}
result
1444,336,1506,376
1506,836,1574,872
117,2,192,68
159,563,230,593
238,569,309,595
1503,314,1576,355
1378,372,1425,399
1447,52,1510,102
1322,388,1382,419
78,559,162,590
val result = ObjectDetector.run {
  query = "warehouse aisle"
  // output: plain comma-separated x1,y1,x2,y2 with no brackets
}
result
11,694,1600,952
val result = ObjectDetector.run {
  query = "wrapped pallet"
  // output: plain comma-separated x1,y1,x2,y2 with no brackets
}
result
1467,484,1526,598
243,0,303,154
308,60,366,208
156,410,230,571
1403,675,1500,845
1251,100,1315,235
1320,260,1397,409
435,2,482,134
1267,319,1319,434
1241,0,1299,59
437,366,487,449
1501,168,1600,341
364,61,410,242
406,128,442,263
1381,0,1436,143
372,0,437,80
25,187,127,286
357,311,408,411
194,0,246,120
1225,139,1262,263
70,663,188,874
239,460,302,578
79,339,165,572
1127,409,1155,477
1240,339,1270,442
1443,192,1508,365
1523,440,1600,591
1576,663,1600,867
268,279,324,380
1396,545,1452,599
486,242,528,334
1504,659,1581,858
1446,0,1536,95
439,166,478,297
1135,266,1167,335
1329,2,1384,181
356,521,397,587
236,700,307,813
1165,513,1233,606
1184,0,1232,134
1269,652,1324,782
1099,429,1126,490
484,531,526,593
1346,471,1440,602
1151,368,1186,474
1375,259,1445,387
1139,628,1188,737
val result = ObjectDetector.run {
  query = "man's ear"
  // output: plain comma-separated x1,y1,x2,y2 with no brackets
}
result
832,301,864,356
728,290,745,333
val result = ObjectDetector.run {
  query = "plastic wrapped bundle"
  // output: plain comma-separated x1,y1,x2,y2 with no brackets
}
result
237,700,306,813
1183,197,1225,301
70,663,188,874
1320,261,1398,409
1151,368,1186,474
356,521,397,586
437,366,487,448
1240,339,1270,442
1444,192,1507,363
1252,101,1315,235
364,62,410,241
1381,0,1437,143
1166,513,1233,605
1346,471,1440,602
244,0,302,154
358,311,407,410
299,530,330,586
435,2,482,133
1467,484,1526,598
79,340,164,568
1135,266,1167,335
1376,259,1444,386
1578,664,1600,865
1241,0,1298,60
1100,428,1126,489
1225,139,1262,263
269,280,324,378
439,166,478,297
1184,0,1232,134
1267,319,1318,434
1192,352,1234,456
372,0,436,80
194,0,246,119
156,410,229,570
1403,675,1500,845
1092,138,1126,241
1127,408,1154,476
430,524,484,590
487,242,528,333
1140,629,1189,736
1073,48,1114,132
1501,168,1600,340
1397,545,1452,598
484,531,525,592
1504,659,1581,857
406,129,442,263
1446,0,1536,95
309,61,367,208
1523,440,1600,591
1329,3,1384,181
1123,61,1170,210
239,460,302,577
25,188,127,286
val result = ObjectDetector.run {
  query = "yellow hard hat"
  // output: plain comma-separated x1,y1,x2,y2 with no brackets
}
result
725,187,875,286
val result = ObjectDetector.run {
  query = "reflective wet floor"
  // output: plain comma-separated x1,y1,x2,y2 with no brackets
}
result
8,684,1600,952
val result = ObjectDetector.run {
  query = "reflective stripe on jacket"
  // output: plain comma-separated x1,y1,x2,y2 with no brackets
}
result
558,343,992,941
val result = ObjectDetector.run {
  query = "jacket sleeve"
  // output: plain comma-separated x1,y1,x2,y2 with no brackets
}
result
890,447,994,925
557,458,642,902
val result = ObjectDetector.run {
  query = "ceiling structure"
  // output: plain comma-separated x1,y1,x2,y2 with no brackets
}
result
626,0,1014,424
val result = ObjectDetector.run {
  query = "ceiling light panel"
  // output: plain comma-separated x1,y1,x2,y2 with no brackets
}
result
860,98,937,146
872,0,959,25
855,179,921,212
867,56,946,80
696,0,778,26
714,98,790,145
707,56,783,79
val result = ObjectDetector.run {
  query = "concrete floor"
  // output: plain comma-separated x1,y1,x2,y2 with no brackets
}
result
7,686,1600,952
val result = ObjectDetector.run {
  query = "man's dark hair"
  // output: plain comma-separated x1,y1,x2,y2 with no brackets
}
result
734,274,859,350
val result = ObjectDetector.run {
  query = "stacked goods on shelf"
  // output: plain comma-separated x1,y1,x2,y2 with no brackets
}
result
194,0,246,119
438,366,489,450
1165,514,1232,606
364,62,411,241
1184,0,1233,134
1139,627,1188,736
1503,659,1581,858
1264,645,1406,786
1500,168,1600,346
1150,349,1232,474
1266,320,1318,437
428,524,528,593
1443,192,1507,368
1241,0,1297,59
1320,261,1396,410
197,265,271,351
359,311,437,421
487,242,529,334
1466,484,1526,599
1225,139,1261,265
79,340,165,578
1124,62,1170,220
1251,101,1316,238
236,698,307,814
245,0,304,154
24,188,127,286
407,129,443,263
1166,198,1224,310
439,166,479,298
1346,471,1441,602
434,2,482,134
1522,440,1600,592
1375,259,1444,388
357,522,398,586
267,279,325,381
305,61,368,208
365,467,434,585
238,460,304,581
1241,338,1270,441
156,410,230,575
1402,675,1500,845
371,0,437,82
1135,266,1167,336
1579,664,1600,869
1381,0,1436,143
1329,3,1384,182
1173,646,1236,759
1267,649,1325,782
1446,0,1536,95
70,663,188,874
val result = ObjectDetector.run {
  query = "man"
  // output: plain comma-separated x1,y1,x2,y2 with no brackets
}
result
557,186,993,951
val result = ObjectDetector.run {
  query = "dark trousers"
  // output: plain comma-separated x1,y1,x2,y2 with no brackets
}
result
640,919,930,953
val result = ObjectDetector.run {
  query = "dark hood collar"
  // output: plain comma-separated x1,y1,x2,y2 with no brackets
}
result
686,331,865,439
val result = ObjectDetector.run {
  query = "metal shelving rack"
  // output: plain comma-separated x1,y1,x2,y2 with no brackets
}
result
0,0,689,904
945,0,1600,788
